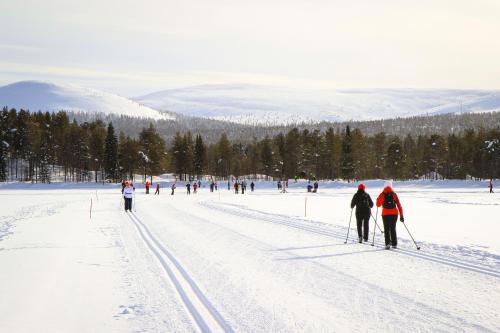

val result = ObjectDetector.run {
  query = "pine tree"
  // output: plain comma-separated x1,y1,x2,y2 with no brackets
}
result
385,138,404,180
139,123,166,182
371,132,386,179
284,128,300,179
170,132,187,180
324,128,341,180
194,134,206,179
0,110,8,181
215,133,232,179
88,120,106,182
341,125,354,181
38,130,51,183
351,128,368,180
118,132,140,181
260,136,274,179
403,134,418,179
104,122,119,182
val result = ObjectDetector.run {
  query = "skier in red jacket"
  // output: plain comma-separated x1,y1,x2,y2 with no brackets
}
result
376,181,404,249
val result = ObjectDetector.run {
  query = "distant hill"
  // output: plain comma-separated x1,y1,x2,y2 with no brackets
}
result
0,81,173,120
134,84,500,125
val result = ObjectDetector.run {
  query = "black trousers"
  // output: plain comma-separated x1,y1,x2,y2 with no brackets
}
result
155,189,159,195
382,215,398,246
124,197,132,211
356,213,370,240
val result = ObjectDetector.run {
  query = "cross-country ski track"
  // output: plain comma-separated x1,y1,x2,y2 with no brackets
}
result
0,184,498,332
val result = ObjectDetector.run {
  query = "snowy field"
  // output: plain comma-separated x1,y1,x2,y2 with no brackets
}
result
0,180,498,332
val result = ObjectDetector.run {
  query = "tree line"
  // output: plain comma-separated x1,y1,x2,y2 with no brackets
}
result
0,107,499,183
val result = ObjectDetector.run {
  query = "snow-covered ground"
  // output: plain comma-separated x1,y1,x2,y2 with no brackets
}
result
0,180,498,332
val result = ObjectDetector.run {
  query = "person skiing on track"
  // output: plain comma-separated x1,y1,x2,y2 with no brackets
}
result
171,183,176,195
489,179,494,193
123,181,134,212
351,183,374,243
250,181,255,192
376,181,404,249
154,183,160,195
186,182,191,195
145,181,150,194
193,182,198,194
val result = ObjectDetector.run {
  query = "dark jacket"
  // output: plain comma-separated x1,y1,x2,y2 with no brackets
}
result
351,190,374,215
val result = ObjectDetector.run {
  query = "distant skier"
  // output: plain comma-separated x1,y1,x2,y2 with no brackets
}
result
193,182,198,194
154,183,160,195
121,180,126,194
281,179,287,193
376,181,404,249
307,183,313,192
145,181,150,194
215,182,218,191
186,183,191,195
210,181,215,192
277,181,282,191
489,179,494,193
234,182,239,194
241,180,246,194
171,183,176,195
123,182,134,212
313,181,319,193
198,180,201,189
250,181,255,192
351,184,374,243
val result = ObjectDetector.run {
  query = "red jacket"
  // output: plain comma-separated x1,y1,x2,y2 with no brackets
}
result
376,187,403,217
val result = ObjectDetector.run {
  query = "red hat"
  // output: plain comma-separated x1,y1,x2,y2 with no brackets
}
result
358,184,365,190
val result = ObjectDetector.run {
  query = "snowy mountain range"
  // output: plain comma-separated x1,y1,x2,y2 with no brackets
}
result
0,81,173,120
1,81,499,125
134,84,500,125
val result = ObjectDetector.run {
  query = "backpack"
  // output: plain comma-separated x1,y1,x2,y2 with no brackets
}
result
358,193,370,209
383,192,396,209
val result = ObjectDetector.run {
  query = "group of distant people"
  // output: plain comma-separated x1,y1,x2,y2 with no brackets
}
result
232,180,256,194
306,181,319,193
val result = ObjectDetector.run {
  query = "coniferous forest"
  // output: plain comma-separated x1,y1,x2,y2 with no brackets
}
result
0,107,499,183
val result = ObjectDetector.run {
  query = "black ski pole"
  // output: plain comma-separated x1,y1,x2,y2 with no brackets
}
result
344,208,354,244
370,212,384,234
371,206,379,246
402,221,420,250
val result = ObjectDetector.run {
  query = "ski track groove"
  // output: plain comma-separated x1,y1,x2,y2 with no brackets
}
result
126,211,234,333
162,198,494,332
200,200,500,279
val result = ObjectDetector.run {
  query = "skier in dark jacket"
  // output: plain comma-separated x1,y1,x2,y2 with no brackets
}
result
351,183,374,243
376,181,404,249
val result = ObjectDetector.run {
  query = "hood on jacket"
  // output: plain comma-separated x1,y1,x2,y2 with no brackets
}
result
383,180,393,193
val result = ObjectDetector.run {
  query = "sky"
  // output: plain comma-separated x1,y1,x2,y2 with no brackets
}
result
1,0,499,96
